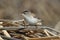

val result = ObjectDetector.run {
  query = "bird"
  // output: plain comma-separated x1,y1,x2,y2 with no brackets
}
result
22,11,42,29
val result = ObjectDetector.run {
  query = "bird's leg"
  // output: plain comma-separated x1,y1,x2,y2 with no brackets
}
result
23,21,26,28
35,25,38,30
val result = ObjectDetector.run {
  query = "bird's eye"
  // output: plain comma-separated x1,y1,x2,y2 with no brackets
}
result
22,11,28,14
24,11,28,12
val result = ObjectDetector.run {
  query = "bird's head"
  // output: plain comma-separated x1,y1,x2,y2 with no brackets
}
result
22,11,28,14
23,10,32,14
22,10,32,16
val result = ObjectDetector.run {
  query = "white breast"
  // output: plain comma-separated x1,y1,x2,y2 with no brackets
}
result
22,13,39,25
25,16,38,25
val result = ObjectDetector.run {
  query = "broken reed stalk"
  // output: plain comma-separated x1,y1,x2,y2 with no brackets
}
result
21,35,29,40
0,22,11,38
45,29,57,36
44,29,50,37
0,27,25,30
0,36,4,40
0,19,24,22
34,34,41,38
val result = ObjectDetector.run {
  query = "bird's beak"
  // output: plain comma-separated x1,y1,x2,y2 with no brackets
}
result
21,14,25,17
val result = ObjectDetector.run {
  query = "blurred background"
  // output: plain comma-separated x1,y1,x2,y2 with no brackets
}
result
0,0,60,30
